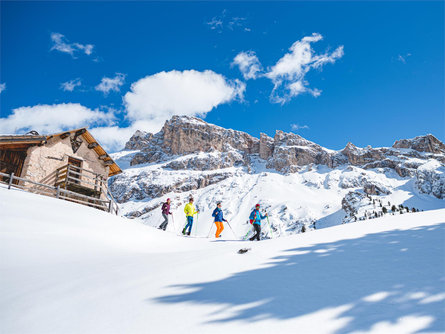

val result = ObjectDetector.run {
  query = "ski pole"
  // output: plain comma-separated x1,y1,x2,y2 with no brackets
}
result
226,221,237,238
207,222,214,238
266,215,274,239
242,225,253,241
171,214,177,234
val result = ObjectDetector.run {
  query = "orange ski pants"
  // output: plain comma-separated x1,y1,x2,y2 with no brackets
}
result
215,221,224,238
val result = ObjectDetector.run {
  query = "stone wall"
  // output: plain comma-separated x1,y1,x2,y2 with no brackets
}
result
21,134,110,199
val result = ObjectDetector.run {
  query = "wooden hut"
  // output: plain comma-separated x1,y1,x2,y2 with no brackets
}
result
0,128,122,212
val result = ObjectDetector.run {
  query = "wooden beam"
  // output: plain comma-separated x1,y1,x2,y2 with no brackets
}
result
98,154,109,160
0,143,37,150
104,160,114,166
0,138,46,144
75,129,87,137
60,132,70,139
88,142,98,149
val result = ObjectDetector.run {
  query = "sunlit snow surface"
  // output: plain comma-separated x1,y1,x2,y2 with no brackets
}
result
1,184,444,334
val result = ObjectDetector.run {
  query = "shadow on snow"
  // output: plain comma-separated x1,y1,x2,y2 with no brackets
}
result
152,222,445,333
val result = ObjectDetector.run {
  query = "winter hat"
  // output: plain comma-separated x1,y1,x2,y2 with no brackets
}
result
216,201,222,205
255,204,260,208
166,198,171,201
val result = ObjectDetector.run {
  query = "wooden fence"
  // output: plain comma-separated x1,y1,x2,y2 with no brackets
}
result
0,171,119,215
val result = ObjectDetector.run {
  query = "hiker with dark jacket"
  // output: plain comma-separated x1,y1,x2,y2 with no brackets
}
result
159,198,172,231
249,204,267,241
212,201,227,238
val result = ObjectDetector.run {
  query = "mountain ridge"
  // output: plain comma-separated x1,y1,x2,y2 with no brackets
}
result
109,115,445,236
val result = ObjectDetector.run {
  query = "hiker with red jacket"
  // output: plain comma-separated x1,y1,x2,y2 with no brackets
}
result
159,198,172,231
249,204,267,241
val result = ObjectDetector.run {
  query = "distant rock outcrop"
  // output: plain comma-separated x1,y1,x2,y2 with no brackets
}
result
393,134,445,154
109,115,445,210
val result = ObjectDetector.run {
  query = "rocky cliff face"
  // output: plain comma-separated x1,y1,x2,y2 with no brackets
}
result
122,115,444,180
392,134,445,154
129,116,259,168
109,116,445,228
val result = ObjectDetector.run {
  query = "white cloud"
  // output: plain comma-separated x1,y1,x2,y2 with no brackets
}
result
50,33,95,58
265,33,344,104
89,125,136,153
207,17,224,31
206,10,250,33
0,83,5,94
232,51,263,80
123,70,245,133
228,17,247,31
291,123,309,131
0,103,115,135
60,78,82,92
1,70,245,152
397,53,411,64
95,73,126,95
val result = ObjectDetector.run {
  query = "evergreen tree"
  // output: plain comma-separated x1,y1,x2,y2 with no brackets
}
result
411,208,416,212
391,205,397,212
382,207,388,214
301,225,306,233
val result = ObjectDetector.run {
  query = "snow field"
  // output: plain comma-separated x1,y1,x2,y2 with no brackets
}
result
1,185,445,333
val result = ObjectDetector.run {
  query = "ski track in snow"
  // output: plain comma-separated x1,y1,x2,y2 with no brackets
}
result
1,184,445,334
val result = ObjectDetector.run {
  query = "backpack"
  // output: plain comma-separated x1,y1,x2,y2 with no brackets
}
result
249,210,258,224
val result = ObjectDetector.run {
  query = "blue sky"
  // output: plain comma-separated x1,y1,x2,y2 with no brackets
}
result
0,1,444,151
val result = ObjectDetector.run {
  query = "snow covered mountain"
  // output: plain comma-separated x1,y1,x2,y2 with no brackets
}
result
109,115,445,238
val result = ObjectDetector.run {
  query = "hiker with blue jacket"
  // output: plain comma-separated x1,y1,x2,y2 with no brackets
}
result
249,204,268,241
212,201,227,238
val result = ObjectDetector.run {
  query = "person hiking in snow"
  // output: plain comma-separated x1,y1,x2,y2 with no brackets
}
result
183,197,199,236
158,198,172,231
249,204,268,241
212,201,227,238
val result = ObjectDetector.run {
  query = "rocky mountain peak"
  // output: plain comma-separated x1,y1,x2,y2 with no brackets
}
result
125,130,153,150
392,134,445,154
343,142,358,151
123,116,444,179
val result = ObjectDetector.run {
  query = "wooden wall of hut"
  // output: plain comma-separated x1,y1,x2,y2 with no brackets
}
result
0,149,28,183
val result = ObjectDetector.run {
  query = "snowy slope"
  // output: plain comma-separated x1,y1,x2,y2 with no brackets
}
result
1,185,444,334
110,152,445,239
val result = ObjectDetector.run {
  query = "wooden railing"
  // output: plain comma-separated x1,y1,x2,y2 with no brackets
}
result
0,171,119,215
55,164,108,198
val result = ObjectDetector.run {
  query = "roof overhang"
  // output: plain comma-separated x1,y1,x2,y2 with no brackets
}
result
48,128,122,177
0,135,47,150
